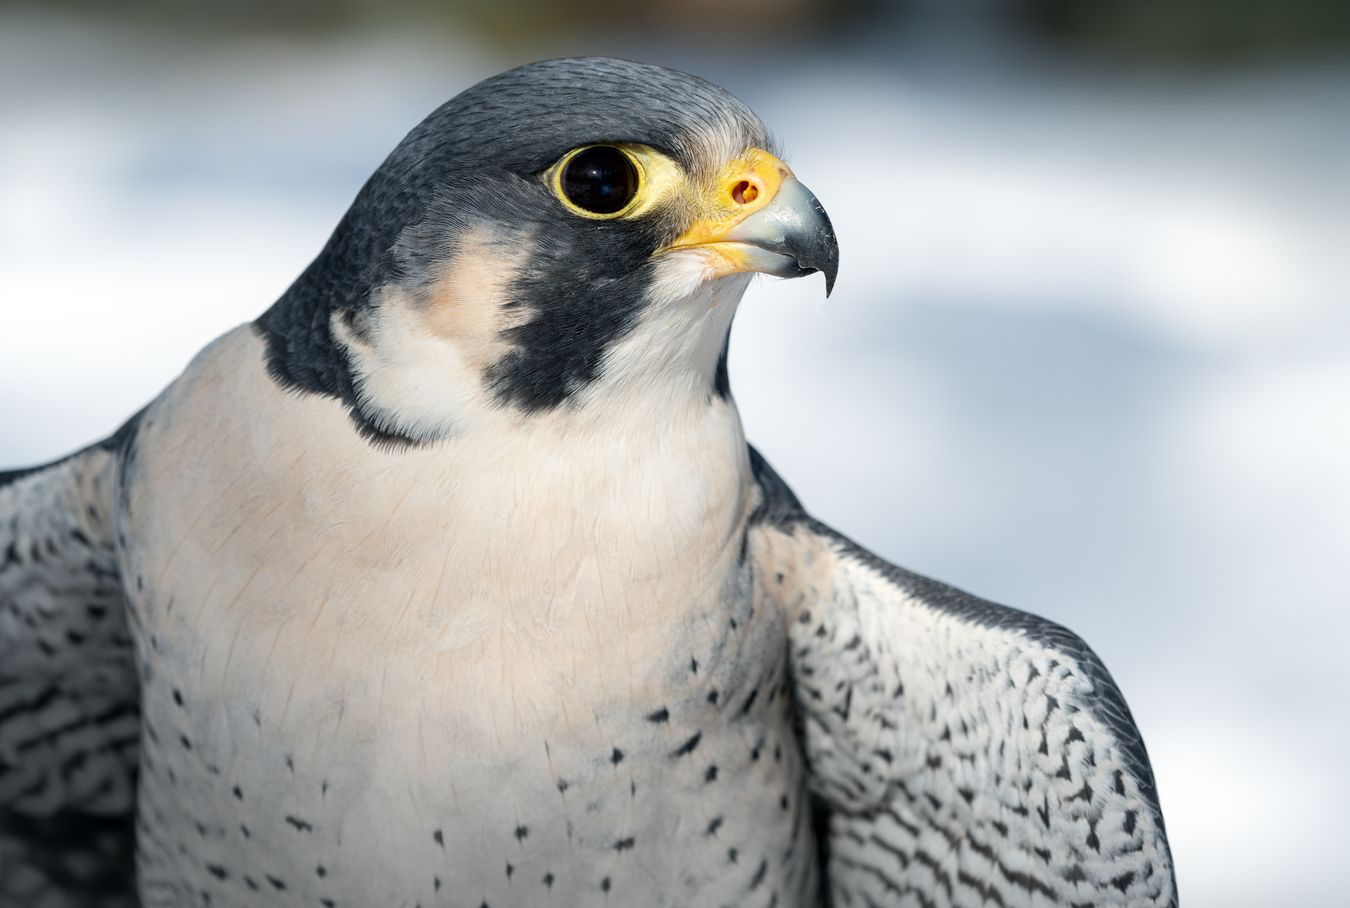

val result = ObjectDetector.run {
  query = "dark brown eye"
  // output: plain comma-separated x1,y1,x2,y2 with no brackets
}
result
560,146,639,215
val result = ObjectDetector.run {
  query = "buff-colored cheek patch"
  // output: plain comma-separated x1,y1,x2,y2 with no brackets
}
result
416,229,534,373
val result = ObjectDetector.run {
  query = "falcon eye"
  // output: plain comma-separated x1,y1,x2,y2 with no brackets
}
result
559,146,640,216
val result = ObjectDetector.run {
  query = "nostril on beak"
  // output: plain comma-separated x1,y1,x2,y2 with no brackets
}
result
731,180,759,206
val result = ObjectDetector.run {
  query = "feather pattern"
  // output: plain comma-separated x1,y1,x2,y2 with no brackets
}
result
749,448,1177,907
0,443,140,907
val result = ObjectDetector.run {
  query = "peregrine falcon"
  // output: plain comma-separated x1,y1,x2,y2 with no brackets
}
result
0,58,1176,907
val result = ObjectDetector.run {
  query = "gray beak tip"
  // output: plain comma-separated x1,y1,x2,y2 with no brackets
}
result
818,231,839,299
799,190,838,299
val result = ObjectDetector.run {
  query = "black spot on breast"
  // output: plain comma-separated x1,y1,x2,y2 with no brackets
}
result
738,688,759,717
749,859,768,890
672,732,702,758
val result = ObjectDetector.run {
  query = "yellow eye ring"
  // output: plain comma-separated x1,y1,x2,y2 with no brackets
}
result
549,144,646,220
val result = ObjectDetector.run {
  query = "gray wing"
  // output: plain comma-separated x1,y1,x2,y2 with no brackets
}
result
0,433,141,907
748,449,1176,908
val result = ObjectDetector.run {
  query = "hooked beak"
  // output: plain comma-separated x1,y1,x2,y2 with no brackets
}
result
663,149,839,297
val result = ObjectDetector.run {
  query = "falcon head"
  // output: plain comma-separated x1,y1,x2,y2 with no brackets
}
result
259,57,838,443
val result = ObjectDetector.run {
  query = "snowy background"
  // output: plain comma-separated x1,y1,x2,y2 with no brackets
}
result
2,5,1347,905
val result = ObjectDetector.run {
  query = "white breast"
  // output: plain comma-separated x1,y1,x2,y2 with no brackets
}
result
118,324,802,906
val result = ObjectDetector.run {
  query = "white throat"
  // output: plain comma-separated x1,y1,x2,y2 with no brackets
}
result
335,245,752,443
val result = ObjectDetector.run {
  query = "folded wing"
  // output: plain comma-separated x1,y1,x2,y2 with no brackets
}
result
749,448,1176,908
0,438,141,906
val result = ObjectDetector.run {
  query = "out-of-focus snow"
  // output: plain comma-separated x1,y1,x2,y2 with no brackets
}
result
1,16,1346,906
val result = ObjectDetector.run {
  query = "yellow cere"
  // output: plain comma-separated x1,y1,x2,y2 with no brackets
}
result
667,148,793,250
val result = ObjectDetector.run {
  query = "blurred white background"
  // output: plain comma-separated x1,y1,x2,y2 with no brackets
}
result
2,3,1348,905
